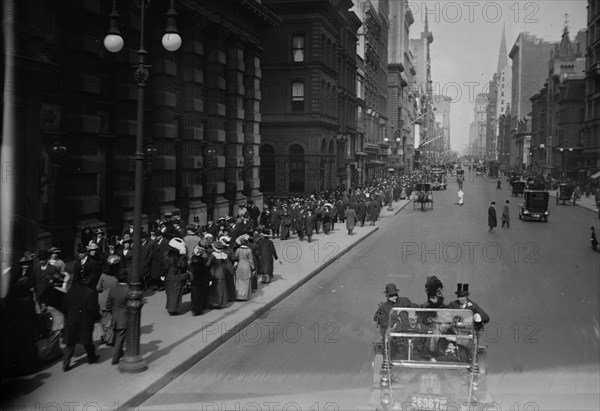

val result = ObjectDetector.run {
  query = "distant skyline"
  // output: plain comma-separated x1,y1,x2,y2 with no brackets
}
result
406,0,587,152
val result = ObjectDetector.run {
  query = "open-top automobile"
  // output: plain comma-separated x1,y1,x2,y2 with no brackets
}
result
371,307,490,410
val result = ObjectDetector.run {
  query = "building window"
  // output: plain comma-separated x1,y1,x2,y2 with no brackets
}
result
291,81,305,111
289,144,305,193
292,35,305,62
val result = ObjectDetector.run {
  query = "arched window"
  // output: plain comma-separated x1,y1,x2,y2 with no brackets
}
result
289,144,305,193
259,144,276,193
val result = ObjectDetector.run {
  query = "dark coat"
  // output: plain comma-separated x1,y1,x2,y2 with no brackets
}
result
150,237,169,280
72,256,102,291
163,252,188,313
256,236,278,276
304,214,316,234
107,283,129,329
488,205,497,228
140,239,155,278
448,299,490,329
345,208,357,231
367,200,378,221
271,209,282,229
502,204,510,222
374,297,418,336
62,284,101,346
356,201,367,220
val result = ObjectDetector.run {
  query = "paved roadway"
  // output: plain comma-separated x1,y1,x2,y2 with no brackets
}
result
140,176,600,411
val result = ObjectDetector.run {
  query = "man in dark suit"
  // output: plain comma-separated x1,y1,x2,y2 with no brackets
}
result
270,206,281,238
374,283,417,338
140,231,154,290
62,277,101,371
107,270,129,365
72,243,102,291
447,283,490,331
488,201,497,232
248,200,261,228
304,209,316,243
150,231,169,291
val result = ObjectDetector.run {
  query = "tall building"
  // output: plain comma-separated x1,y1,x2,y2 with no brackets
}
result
259,0,361,194
496,26,512,121
507,32,555,167
354,0,390,181
529,27,586,178
486,77,498,159
584,0,600,178
432,94,452,152
387,0,416,174
410,10,435,167
492,26,511,162
3,0,280,258
473,94,488,158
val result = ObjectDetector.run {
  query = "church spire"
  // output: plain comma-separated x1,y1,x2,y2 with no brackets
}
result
422,7,434,44
496,24,508,74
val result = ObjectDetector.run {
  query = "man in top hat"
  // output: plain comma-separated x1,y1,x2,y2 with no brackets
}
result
447,283,489,331
373,283,417,337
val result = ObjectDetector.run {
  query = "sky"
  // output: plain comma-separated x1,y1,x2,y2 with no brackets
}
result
406,0,588,152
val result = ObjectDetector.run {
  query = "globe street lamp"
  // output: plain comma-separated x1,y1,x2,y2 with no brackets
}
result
104,0,181,373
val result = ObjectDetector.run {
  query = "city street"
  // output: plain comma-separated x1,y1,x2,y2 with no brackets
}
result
139,177,600,411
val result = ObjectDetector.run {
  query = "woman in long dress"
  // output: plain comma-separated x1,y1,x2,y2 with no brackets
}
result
163,238,188,315
206,241,233,309
233,237,255,301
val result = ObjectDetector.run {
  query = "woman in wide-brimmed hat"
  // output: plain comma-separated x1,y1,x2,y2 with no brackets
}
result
163,238,188,315
233,236,254,301
206,240,233,309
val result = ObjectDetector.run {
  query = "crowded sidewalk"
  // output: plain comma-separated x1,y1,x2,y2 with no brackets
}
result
2,199,412,411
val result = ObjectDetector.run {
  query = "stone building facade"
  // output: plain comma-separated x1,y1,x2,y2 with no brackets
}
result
4,0,279,258
259,0,361,195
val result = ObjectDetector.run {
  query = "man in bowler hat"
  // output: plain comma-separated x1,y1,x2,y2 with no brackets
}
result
373,283,417,337
447,283,490,331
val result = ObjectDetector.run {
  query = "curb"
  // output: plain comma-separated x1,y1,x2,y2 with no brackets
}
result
124,224,388,408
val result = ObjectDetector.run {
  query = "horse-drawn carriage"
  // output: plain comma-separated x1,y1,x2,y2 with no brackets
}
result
413,183,433,211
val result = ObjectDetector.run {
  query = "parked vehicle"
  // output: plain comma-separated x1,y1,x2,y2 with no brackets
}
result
556,183,576,205
519,190,550,222
370,307,490,410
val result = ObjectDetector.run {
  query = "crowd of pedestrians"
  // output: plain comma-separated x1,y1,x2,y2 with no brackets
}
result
1,170,439,377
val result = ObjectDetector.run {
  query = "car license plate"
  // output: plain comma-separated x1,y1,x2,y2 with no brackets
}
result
410,395,447,410
532,214,540,218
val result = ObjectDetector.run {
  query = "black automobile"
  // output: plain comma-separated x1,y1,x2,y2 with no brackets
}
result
519,190,550,222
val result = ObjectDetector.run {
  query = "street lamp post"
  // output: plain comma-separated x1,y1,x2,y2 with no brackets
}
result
104,0,181,373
